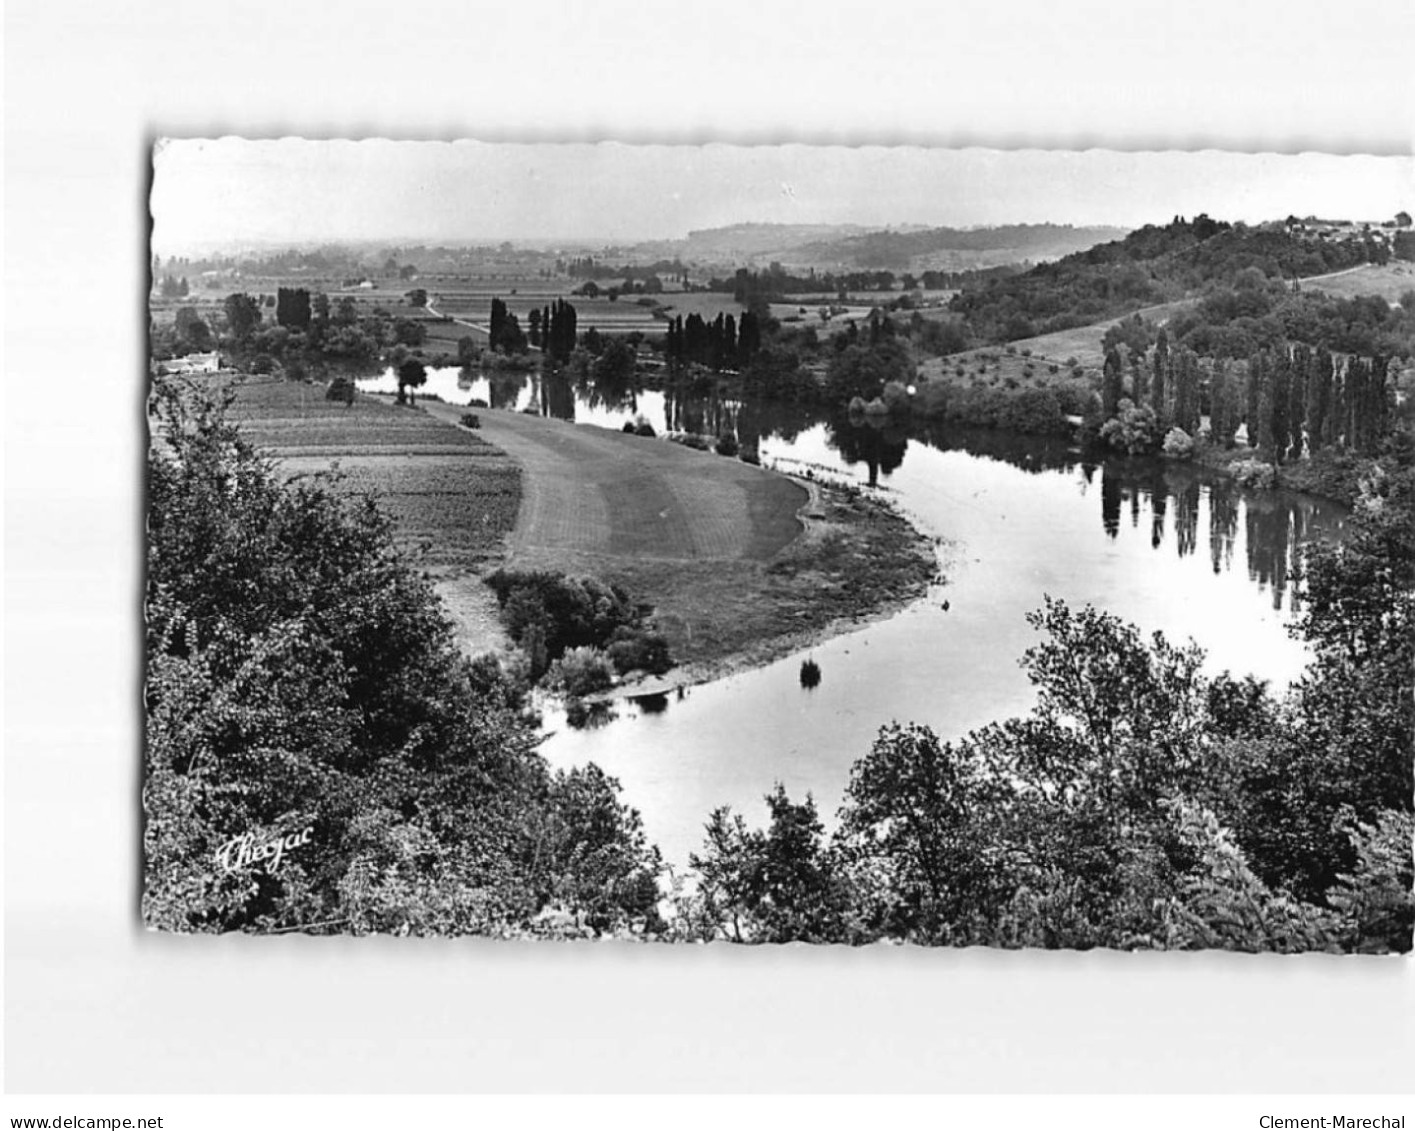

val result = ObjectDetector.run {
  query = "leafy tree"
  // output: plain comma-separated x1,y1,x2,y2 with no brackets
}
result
1099,398,1159,454
392,318,426,347
396,357,427,405
145,377,662,936
174,307,213,351
838,723,1009,942
276,287,312,330
223,293,263,342
689,787,849,943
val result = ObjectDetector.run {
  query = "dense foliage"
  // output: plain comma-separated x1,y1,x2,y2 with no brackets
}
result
950,217,1392,343
678,467,1413,950
485,569,673,684
144,378,662,936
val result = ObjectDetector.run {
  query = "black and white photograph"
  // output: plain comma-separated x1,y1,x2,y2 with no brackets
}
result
144,139,1413,951
8,0,1415,1108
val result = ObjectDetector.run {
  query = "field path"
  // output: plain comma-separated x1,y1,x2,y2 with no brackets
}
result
420,402,807,568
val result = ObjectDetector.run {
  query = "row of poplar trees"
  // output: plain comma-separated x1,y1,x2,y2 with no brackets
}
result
1104,330,1393,461
664,310,764,372
527,299,578,362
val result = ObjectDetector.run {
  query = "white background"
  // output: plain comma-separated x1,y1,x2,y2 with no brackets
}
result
5,0,1414,1095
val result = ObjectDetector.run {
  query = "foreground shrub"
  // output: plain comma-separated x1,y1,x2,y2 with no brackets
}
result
460,412,481,429
799,659,821,689
144,376,662,937
325,376,356,405
715,432,740,457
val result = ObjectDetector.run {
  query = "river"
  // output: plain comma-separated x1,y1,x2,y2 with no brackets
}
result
360,365,1349,870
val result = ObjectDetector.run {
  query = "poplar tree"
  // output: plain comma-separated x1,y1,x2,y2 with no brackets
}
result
1209,359,1236,447
1151,330,1170,424
1307,346,1333,450
1245,351,1265,448
1173,346,1200,435
1329,357,1348,449
1288,345,1310,460
1102,346,1124,418
1129,348,1147,406
1270,348,1292,463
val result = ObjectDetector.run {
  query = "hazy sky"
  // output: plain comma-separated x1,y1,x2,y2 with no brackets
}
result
151,139,1413,254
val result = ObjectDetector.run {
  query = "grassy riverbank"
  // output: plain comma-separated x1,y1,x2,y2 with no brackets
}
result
418,399,938,684
221,377,939,681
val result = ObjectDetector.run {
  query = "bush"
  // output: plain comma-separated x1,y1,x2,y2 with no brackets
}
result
1231,458,1276,489
467,397,489,408
605,629,673,676
545,647,615,698
634,418,656,438
881,380,912,413
325,376,356,405
486,570,672,682
1163,427,1195,459
1099,398,1160,455
799,659,821,688
622,421,637,433
460,412,481,429
251,354,275,375
715,432,740,457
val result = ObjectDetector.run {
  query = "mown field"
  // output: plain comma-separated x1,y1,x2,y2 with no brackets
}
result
1300,261,1415,304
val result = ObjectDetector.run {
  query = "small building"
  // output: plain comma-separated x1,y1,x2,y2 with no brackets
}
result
166,351,221,374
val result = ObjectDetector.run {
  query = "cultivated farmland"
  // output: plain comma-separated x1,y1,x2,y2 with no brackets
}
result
222,377,521,654
1299,261,1415,304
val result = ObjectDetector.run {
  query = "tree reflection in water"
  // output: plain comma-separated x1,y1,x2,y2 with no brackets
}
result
428,354,1346,618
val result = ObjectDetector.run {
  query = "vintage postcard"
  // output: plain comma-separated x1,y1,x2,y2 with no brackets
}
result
145,139,1413,949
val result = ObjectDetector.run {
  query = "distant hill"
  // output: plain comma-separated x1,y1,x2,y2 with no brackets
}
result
629,223,871,265
791,223,1132,271
625,221,1130,274
950,215,1398,342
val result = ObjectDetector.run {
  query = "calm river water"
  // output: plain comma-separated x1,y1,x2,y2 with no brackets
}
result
362,365,1348,870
